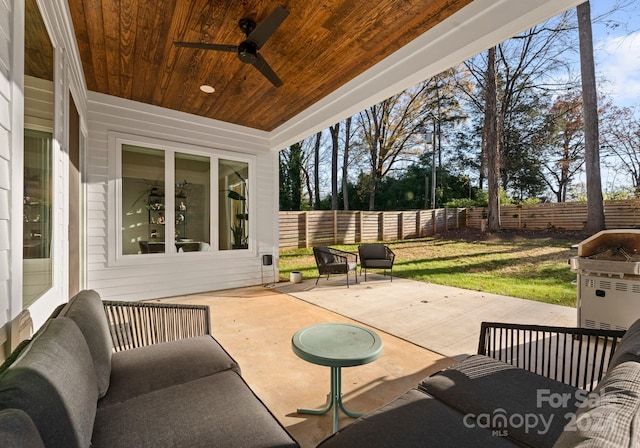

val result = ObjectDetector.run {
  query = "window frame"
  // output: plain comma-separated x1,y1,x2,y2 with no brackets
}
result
108,132,256,266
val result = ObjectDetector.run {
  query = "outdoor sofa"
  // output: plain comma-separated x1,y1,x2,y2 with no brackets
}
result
0,289,299,448
318,320,640,447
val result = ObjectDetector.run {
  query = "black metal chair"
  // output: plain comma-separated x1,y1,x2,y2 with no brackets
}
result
358,243,395,281
313,246,358,287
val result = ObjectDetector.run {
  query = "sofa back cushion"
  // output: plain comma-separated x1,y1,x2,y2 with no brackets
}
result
553,360,640,448
607,318,640,370
59,289,112,397
0,408,45,448
0,317,98,448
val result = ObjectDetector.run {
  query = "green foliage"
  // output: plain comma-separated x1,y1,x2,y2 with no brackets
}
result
279,144,303,210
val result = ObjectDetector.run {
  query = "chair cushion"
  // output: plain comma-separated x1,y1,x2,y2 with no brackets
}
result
93,370,298,448
553,360,640,448
607,318,640,370
363,259,393,269
420,354,580,448
100,335,240,406
359,244,387,260
0,318,98,448
0,408,45,448
315,246,335,264
318,388,518,447
59,289,113,398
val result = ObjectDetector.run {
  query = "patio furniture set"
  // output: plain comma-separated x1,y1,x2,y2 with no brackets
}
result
0,290,298,448
313,243,396,287
2,288,640,447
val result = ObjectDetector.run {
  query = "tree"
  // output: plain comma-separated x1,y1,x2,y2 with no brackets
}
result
278,143,303,210
313,131,322,209
540,93,585,202
329,122,340,210
342,117,353,210
359,81,437,210
578,1,605,232
484,47,501,231
601,106,640,196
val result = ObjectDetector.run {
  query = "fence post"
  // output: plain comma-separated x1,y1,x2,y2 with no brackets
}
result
333,210,338,244
399,213,404,240
432,209,437,235
359,211,363,243
416,210,421,238
380,212,384,241
445,208,448,231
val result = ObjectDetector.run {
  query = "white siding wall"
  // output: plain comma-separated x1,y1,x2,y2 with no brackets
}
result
0,0,15,323
86,93,279,300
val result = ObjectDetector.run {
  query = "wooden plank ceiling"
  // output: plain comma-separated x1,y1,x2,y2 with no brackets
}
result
67,0,471,131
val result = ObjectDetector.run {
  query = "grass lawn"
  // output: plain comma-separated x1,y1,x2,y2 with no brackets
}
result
278,229,587,307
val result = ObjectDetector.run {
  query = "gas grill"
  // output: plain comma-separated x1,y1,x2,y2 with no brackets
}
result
569,229,640,331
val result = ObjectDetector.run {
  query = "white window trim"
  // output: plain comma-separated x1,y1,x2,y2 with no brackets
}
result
107,132,256,267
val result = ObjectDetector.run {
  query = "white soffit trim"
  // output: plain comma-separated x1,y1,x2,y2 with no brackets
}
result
269,0,584,151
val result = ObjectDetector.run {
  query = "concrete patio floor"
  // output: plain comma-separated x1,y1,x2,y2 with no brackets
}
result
157,275,578,447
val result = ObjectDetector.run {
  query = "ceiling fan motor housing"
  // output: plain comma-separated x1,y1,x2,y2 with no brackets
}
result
238,41,258,64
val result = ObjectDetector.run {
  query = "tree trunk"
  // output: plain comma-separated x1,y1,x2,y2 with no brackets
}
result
578,1,605,233
342,117,352,210
329,123,340,210
484,47,501,232
313,131,322,209
368,174,377,211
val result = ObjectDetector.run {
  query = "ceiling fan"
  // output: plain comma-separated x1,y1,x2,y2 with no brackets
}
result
174,6,290,88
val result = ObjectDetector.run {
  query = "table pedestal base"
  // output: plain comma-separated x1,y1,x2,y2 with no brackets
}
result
297,366,363,433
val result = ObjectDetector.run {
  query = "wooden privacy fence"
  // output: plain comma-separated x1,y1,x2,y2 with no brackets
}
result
466,199,640,230
279,208,467,249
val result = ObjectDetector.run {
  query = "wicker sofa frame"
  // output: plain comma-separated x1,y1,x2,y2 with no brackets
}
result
318,321,636,447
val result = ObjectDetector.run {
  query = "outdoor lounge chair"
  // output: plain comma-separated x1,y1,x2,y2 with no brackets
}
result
313,246,358,287
358,243,395,281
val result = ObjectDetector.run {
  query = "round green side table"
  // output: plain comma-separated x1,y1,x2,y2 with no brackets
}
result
292,322,383,433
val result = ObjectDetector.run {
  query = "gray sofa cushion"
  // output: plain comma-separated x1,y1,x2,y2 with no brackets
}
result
0,408,45,448
93,369,297,448
59,289,113,398
0,317,98,448
420,354,580,448
317,388,518,447
99,335,240,406
553,360,640,448
607,318,640,370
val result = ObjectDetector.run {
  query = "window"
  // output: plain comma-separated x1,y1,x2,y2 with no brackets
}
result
121,146,165,255
23,0,54,306
175,152,211,252
219,160,249,250
23,130,53,305
118,140,249,257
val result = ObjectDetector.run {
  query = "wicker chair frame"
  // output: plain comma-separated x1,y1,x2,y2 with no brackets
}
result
478,321,626,391
102,301,210,352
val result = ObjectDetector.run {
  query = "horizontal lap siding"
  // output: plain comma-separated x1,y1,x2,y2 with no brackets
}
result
86,95,276,301
0,0,12,316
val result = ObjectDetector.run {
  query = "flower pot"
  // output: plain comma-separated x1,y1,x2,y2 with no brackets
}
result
290,271,303,283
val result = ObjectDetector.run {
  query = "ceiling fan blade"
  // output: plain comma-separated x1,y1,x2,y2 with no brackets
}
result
252,53,283,88
247,6,289,50
174,42,238,52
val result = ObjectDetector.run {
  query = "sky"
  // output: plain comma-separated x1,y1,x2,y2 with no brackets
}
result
591,0,640,108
